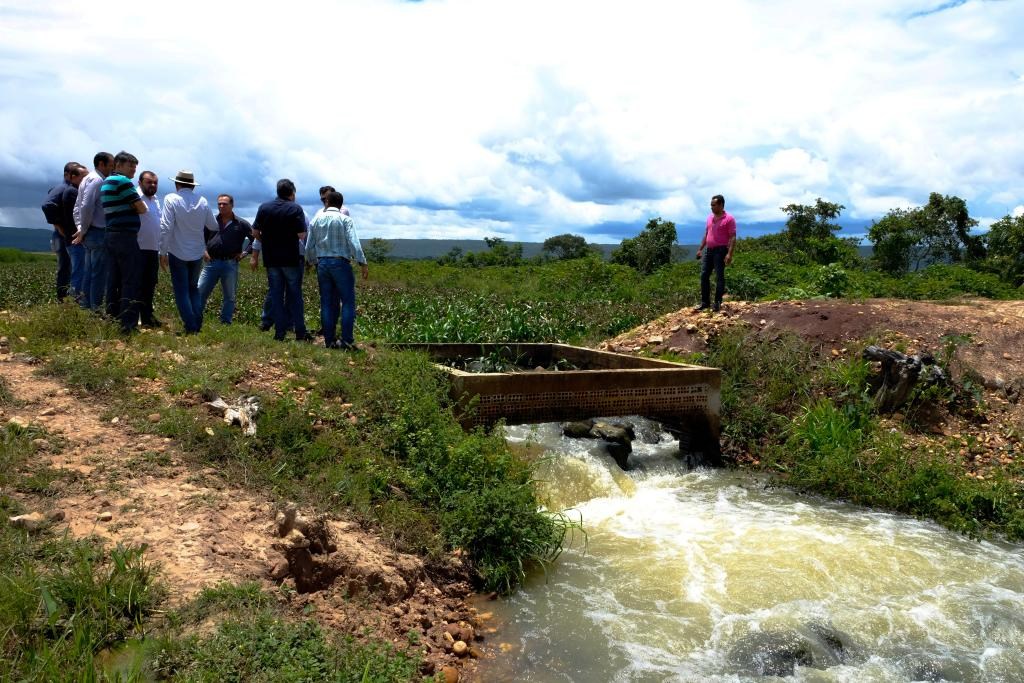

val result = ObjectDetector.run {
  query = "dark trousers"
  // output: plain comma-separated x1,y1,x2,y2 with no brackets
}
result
104,231,143,333
139,249,160,324
54,232,71,301
700,245,728,308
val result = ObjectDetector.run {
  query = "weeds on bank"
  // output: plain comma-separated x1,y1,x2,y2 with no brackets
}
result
151,582,424,683
1,424,162,682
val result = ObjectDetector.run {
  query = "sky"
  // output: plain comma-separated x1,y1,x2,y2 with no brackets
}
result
1,0,1022,244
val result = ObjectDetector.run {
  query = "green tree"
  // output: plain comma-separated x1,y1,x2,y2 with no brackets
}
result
610,217,677,274
780,198,856,265
462,237,524,267
364,237,392,263
867,193,982,274
542,233,591,260
984,213,1024,285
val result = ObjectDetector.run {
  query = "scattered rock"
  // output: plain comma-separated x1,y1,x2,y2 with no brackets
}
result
9,511,48,531
648,335,664,345
268,560,290,581
47,509,66,523
97,511,113,522
147,413,162,423
8,416,29,429
453,640,468,657
38,407,56,417
32,438,49,450
440,665,459,683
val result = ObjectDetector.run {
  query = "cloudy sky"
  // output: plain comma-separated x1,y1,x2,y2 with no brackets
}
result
1,0,1022,243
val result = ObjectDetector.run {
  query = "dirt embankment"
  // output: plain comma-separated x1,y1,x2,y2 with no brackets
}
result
601,298,1024,478
0,358,486,681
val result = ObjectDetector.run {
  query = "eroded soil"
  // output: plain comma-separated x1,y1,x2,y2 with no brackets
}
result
0,358,485,681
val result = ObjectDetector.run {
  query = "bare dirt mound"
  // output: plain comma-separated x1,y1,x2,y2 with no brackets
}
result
602,298,1024,385
0,358,485,680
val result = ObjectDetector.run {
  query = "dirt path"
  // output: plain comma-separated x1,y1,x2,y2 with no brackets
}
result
0,358,484,680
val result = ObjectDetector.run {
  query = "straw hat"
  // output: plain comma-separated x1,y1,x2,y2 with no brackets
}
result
172,170,199,186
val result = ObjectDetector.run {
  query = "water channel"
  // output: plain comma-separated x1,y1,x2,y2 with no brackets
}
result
477,419,1024,682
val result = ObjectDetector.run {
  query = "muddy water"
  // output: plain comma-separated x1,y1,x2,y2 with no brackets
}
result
478,419,1024,682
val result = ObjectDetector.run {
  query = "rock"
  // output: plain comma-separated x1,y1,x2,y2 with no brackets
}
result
0,336,8,346
453,640,468,657
602,440,632,470
38,407,56,417
32,438,49,450
272,529,309,551
97,511,113,522
147,413,161,423
685,324,698,333
648,335,664,345
440,665,459,683
268,560,290,581
47,509,66,523
591,420,635,444
9,511,47,531
7,417,29,429
562,420,594,438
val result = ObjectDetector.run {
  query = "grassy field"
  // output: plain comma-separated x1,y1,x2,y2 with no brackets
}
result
2,244,1023,679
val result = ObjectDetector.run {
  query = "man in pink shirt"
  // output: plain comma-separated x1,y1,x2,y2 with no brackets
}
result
694,194,736,312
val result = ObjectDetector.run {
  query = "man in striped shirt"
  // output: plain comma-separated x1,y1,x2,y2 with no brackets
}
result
100,151,147,334
305,190,368,349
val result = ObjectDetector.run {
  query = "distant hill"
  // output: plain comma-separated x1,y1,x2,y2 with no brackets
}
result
0,225,872,261
0,226,51,252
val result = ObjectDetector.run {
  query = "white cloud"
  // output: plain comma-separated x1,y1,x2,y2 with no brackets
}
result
1013,205,1024,218
1,0,1022,240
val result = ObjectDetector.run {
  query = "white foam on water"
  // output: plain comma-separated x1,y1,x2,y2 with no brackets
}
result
484,420,1024,681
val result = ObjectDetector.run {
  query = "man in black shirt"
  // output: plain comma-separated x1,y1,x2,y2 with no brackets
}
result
252,179,309,341
41,162,86,301
198,193,253,324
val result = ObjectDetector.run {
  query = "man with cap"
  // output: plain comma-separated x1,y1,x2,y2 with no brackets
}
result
159,170,218,334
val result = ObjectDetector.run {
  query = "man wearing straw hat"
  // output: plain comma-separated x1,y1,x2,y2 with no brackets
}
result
159,170,218,334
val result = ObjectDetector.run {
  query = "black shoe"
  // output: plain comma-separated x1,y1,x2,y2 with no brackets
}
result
141,318,163,328
712,304,721,313
295,333,314,343
260,322,273,332
693,304,709,312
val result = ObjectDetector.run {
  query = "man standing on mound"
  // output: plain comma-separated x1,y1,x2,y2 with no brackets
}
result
695,194,736,313
305,190,368,349
253,179,310,342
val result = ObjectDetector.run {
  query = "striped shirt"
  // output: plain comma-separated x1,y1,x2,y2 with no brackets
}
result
101,174,142,233
304,207,366,265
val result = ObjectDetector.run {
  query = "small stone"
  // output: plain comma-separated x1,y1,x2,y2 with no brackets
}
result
1003,353,1013,360
9,512,48,531
648,335,664,345
110,417,119,424
147,413,161,423
831,349,840,357
0,336,8,345
685,324,698,333
47,509,66,523
7,417,29,429
32,438,49,449
269,560,290,581
205,427,215,436
759,319,767,326
453,640,468,657
97,511,113,522
348,414,358,425
440,665,459,683
38,407,56,417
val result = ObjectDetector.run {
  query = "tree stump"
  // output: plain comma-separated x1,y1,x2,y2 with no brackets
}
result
862,345,945,413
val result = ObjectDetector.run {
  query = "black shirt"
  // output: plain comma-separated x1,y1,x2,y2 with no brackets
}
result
253,198,306,268
205,214,253,259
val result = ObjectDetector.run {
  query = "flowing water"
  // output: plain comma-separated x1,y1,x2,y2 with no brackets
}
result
477,419,1024,682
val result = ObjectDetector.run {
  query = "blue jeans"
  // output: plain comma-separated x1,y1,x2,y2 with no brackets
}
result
316,258,356,347
168,254,204,333
104,231,142,333
198,259,239,323
68,243,85,299
700,245,728,309
81,227,108,311
266,266,306,340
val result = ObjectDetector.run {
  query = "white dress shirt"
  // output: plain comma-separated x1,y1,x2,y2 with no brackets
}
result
73,171,105,236
159,187,218,261
137,193,161,251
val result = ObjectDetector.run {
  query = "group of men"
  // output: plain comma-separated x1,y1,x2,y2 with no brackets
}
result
42,153,369,349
